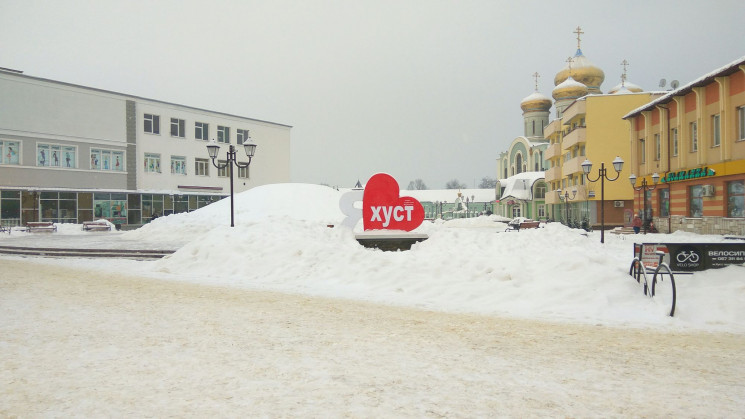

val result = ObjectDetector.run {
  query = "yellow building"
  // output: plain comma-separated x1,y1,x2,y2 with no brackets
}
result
545,93,662,227
623,56,745,235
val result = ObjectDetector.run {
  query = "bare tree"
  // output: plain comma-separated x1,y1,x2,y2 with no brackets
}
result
445,179,467,189
407,179,428,190
479,177,497,189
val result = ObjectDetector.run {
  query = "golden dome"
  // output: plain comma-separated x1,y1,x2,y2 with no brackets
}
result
552,76,588,101
554,49,605,94
520,91,552,112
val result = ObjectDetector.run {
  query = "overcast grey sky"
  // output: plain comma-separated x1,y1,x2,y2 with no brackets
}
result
2,0,745,189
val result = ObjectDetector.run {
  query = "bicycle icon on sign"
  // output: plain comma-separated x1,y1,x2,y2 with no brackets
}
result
676,250,700,263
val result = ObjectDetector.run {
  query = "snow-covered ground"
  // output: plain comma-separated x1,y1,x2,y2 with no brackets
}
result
2,183,744,416
2,183,744,333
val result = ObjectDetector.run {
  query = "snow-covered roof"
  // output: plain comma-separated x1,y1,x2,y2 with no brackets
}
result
403,188,497,203
496,172,545,201
623,55,745,120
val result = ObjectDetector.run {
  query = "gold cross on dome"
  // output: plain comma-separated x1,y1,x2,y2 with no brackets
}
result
566,56,574,72
574,26,584,49
621,60,629,86
532,72,540,91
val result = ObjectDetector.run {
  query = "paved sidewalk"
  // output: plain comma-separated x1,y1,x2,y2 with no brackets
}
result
0,231,182,251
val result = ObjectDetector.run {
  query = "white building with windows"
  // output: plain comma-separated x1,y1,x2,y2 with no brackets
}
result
0,68,290,228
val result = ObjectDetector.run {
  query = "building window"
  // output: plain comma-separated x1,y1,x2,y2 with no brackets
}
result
512,207,521,218
237,164,249,179
727,180,744,218
217,160,228,177
144,153,161,173
535,184,546,199
654,134,661,160
689,185,703,217
537,204,545,218
40,191,77,224
1,140,20,165
690,122,698,152
515,154,522,174
37,143,76,168
659,188,670,217
144,114,160,134
171,118,186,138
195,122,209,141
712,114,721,147
738,107,745,141
237,129,250,145
639,139,645,164
671,128,678,156
91,149,124,171
171,156,186,175
217,126,230,143
0,190,21,224
195,158,209,176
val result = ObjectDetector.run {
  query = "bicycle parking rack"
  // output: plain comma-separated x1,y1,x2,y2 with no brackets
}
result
629,241,745,317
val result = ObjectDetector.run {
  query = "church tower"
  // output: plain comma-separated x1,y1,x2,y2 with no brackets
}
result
551,26,604,117
520,72,552,139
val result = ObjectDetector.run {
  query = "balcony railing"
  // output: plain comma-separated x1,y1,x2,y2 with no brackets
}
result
562,126,586,150
545,166,562,182
562,156,587,176
544,143,562,160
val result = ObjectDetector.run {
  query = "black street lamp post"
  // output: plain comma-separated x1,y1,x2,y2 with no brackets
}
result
581,156,624,244
629,172,660,234
206,139,257,227
557,189,577,225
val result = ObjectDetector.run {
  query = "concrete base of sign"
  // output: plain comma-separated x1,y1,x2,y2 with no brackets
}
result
355,232,428,251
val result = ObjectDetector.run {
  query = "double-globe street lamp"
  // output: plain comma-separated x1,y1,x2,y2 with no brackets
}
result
581,156,624,244
206,139,257,227
556,189,577,225
629,172,660,234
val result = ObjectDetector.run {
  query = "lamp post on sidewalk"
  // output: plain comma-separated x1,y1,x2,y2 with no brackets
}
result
557,189,577,226
581,156,624,244
206,139,257,227
629,172,660,234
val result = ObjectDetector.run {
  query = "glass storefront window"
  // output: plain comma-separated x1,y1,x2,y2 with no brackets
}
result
659,189,670,217
94,193,127,224
727,180,744,218
0,190,21,225
40,191,77,223
690,185,703,217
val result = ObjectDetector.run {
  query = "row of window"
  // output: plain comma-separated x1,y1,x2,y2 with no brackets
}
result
143,113,251,145
640,107,745,162
0,190,224,225
1,140,249,179
142,153,250,179
652,180,744,218
0,140,124,172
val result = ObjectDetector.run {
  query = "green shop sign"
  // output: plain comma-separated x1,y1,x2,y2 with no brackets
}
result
661,167,716,183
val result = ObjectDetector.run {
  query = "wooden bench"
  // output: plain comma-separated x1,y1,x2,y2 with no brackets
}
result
505,220,541,232
82,221,112,231
26,222,57,232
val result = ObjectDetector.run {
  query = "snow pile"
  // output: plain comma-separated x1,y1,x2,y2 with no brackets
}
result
123,183,345,243
116,183,745,333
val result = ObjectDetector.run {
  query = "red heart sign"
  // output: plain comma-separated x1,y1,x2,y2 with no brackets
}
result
363,173,425,231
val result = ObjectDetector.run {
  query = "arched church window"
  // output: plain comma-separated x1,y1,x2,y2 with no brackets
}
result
532,121,535,136
516,154,522,174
